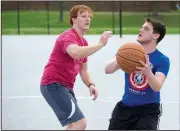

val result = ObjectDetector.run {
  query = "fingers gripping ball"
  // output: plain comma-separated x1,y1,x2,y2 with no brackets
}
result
116,42,146,73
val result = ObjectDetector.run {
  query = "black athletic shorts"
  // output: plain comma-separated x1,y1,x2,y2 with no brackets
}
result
40,83,84,127
108,101,162,130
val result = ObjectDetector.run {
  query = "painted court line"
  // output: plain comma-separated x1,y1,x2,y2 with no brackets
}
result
2,95,179,104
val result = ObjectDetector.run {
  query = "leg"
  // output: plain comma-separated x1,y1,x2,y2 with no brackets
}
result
108,101,136,130
135,103,162,130
65,118,87,130
135,114,161,130
40,83,85,129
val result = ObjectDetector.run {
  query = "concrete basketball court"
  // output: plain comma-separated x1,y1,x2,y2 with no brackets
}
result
1,34,179,130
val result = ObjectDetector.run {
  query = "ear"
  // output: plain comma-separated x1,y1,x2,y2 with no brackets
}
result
153,33,160,40
72,18,76,24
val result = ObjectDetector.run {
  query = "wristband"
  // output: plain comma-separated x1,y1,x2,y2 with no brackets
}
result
88,83,95,88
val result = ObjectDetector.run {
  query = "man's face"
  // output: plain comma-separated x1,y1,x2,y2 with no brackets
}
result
73,11,91,31
137,22,155,44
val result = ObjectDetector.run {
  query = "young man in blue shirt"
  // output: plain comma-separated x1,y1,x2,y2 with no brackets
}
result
105,18,170,130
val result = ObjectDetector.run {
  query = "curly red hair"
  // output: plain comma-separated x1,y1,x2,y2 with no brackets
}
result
69,5,93,25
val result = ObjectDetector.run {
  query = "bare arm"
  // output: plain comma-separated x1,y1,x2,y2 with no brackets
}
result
144,71,166,92
105,56,120,74
79,62,93,87
66,31,112,60
137,55,168,92
80,62,98,100
67,44,103,60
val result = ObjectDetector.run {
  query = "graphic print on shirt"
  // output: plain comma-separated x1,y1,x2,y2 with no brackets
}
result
128,62,153,95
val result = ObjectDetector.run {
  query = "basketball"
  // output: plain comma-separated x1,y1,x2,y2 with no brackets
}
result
116,42,146,73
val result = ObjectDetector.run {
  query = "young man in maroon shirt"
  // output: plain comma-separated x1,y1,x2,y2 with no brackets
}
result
40,5,112,130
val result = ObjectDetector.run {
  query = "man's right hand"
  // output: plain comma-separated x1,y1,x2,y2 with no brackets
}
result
99,31,113,46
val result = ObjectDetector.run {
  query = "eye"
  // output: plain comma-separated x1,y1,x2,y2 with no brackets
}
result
144,27,149,31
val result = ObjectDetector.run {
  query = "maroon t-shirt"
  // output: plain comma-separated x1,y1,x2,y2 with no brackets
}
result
41,28,88,89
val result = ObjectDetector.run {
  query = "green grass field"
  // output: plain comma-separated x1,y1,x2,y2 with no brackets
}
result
2,11,180,34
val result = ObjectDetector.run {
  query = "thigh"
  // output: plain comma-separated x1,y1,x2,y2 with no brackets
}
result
135,103,162,130
40,83,84,127
108,101,136,130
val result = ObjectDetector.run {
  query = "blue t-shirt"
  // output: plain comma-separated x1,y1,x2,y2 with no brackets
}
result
122,49,170,106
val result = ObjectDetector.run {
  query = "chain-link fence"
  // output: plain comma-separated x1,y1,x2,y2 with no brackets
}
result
2,1,180,36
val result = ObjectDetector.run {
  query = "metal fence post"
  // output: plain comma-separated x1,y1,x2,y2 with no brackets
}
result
119,1,122,38
17,1,20,35
46,1,50,34
112,1,115,34
59,1,63,22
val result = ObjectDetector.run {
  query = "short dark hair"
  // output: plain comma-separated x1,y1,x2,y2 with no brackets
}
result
145,17,166,44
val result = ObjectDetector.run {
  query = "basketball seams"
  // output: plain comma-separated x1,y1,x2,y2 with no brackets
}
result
117,54,140,73
118,51,145,62
116,57,131,73
117,56,135,73
117,53,144,64
116,43,146,73
118,48,145,55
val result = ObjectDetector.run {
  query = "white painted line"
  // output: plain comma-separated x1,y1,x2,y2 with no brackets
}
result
89,115,110,119
2,96,43,99
1,95,179,104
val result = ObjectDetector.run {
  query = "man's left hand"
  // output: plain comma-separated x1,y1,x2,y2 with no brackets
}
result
89,85,98,100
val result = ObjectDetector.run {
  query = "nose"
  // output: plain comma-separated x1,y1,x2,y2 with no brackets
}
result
140,28,143,33
86,16,90,22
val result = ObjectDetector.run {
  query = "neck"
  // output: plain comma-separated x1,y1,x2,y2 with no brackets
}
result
141,41,157,54
72,25,86,37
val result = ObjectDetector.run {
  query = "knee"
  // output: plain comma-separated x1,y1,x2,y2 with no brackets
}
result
66,118,87,130
78,118,87,130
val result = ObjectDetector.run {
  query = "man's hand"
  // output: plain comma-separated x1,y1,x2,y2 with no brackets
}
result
89,85,98,100
99,31,112,46
136,55,151,76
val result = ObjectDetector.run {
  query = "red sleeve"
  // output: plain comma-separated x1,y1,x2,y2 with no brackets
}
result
60,34,78,54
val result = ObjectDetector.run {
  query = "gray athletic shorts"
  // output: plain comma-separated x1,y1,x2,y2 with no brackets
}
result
40,83,85,127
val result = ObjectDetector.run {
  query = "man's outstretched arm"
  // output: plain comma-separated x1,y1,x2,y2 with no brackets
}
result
105,56,120,74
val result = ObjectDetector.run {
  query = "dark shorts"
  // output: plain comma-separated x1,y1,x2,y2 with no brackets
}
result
108,101,162,130
40,83,84,127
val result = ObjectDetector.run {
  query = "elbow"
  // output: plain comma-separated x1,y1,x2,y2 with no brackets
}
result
152,86,162,92
105,70,110,74
152,82,164,92
105,67,113,74
153,89,160,92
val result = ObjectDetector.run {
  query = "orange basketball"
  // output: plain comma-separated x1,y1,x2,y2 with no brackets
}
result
116,42,146,73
